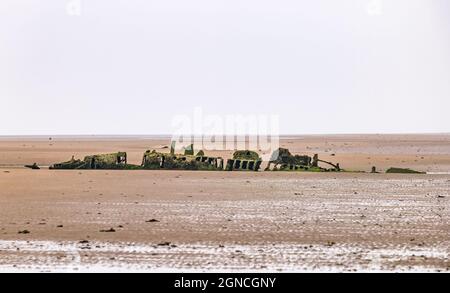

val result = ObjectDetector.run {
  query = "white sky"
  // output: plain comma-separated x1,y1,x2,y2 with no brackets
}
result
0,0,449,135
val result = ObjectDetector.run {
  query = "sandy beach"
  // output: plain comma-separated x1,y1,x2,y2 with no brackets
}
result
0,134,449,272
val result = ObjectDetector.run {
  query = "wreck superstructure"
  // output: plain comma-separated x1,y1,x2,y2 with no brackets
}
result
266,148,341,172
225,150,262,171
141,149,224,170
50,152,131,170
140,141,224,170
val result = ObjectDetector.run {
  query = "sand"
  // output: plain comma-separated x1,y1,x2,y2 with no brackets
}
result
0,134,449,272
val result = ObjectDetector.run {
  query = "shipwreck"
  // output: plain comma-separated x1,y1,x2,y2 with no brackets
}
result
47,145,343,172
49,152,133,170
225,150,262,171
141,143,224,171
266,148,341,172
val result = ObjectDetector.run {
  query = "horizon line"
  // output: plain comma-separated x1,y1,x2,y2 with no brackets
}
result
0,132,449,138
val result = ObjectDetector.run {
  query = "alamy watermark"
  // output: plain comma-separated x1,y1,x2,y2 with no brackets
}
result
366,0,383,16
64,1,384,18
66,0,82,16
171,107,279,161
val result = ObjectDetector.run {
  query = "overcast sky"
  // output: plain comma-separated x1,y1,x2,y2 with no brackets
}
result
1,0,449,135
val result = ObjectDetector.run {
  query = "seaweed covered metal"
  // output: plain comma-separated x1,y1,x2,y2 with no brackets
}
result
49,152,136,170
266,148,341,172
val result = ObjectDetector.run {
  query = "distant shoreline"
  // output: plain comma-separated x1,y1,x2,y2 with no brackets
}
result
0,133,449,141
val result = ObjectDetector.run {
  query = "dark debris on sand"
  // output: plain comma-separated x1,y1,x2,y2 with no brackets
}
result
99,228,116,233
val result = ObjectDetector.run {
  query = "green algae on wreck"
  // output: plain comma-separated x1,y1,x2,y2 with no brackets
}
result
386,167,425,174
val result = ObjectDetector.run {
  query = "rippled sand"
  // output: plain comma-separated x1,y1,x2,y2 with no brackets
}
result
1,170,449,272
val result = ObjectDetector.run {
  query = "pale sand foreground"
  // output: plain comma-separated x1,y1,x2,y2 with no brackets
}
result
0,170,449,272
0,135,449,272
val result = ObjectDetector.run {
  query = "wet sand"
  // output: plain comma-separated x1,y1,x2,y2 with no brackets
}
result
0,135,449,272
